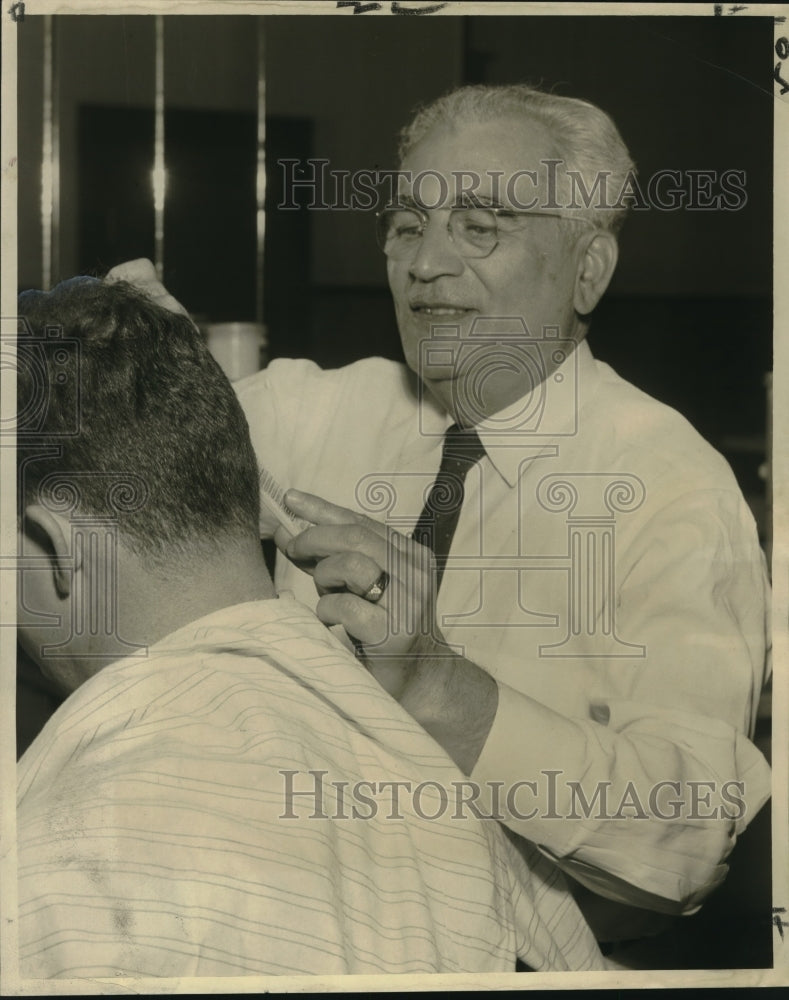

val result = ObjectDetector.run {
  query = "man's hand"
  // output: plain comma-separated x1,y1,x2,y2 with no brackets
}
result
105,259,193,320
277,490,499,771
275,490,436,673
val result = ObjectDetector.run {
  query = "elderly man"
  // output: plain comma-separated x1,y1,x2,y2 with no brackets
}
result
112,84,771,949
15,276,604,978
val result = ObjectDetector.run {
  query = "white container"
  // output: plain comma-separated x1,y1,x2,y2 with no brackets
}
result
205,322,267,381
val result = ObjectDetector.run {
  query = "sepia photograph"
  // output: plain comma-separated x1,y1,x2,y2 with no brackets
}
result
1,0,787,992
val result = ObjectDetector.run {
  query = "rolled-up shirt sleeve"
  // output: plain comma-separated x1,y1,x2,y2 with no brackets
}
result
471,487,771,913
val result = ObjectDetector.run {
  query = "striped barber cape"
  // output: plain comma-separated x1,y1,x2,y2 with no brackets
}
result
17,594,603,979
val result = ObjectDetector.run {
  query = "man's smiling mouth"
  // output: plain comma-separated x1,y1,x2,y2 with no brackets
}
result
411,304,473,317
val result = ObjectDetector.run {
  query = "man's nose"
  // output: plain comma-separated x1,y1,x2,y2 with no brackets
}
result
408,216,465,281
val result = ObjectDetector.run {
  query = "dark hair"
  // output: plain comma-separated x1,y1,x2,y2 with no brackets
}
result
17,277,260,561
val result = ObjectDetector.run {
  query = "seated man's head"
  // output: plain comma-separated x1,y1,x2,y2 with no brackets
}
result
17,277,270,692
382,84,634,422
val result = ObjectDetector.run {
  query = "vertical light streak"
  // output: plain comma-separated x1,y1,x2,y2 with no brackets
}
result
153,15,166,281
51,29,60,289
41,15,58,290
255,18,266,326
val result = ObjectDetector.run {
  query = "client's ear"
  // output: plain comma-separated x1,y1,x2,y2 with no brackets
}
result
23,504,80,598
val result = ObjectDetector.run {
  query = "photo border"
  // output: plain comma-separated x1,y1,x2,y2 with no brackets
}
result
2,1,787,993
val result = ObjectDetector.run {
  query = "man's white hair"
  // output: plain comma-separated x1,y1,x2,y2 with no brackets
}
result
398,84,636,234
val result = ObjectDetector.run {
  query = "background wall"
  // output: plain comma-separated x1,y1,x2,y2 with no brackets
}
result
467,15,772,297
18,14,772,292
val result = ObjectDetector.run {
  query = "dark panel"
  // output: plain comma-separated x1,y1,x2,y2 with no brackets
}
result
78,106,155,274
77,106,313,356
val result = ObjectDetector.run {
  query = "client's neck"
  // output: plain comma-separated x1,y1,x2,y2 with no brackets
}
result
129,532,277,647
72,532,276,689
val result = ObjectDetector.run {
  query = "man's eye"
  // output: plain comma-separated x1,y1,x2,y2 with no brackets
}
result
460,209,497,231
460,218,496,236
390,213,421,237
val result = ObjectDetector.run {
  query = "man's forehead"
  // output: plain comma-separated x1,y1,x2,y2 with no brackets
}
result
397,115,560,207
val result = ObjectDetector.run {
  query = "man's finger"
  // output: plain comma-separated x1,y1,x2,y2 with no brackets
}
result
312,551,387,598
104,258,192,318
105,258,158,285
284,523,389,568
284,489,387,537
314,592,386,647
272,525,321,578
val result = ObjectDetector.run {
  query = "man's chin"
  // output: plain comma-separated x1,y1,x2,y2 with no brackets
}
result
419,365,459,386
417,374,458,420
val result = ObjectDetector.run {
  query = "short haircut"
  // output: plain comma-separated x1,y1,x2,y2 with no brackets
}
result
398,84,636,234
17,277,260,562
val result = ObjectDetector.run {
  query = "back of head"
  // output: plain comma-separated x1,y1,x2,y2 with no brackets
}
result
17,277,260,564
398,84,635,234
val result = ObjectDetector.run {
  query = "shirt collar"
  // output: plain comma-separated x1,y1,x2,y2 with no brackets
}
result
472,338,600,487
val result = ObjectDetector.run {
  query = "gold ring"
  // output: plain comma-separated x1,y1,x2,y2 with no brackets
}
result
362,570,390,603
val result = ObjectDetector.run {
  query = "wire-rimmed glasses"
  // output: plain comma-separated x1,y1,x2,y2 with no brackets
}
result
375,203,595,260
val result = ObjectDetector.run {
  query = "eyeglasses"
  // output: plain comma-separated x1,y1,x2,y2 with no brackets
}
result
375,204,595,260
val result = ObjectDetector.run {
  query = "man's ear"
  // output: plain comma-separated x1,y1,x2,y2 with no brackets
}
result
573,230,619,316
23,504,79,598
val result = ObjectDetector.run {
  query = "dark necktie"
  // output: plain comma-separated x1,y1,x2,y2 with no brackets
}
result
412,423,486,591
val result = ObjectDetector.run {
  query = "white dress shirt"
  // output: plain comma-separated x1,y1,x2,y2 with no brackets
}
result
235,339,771,917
